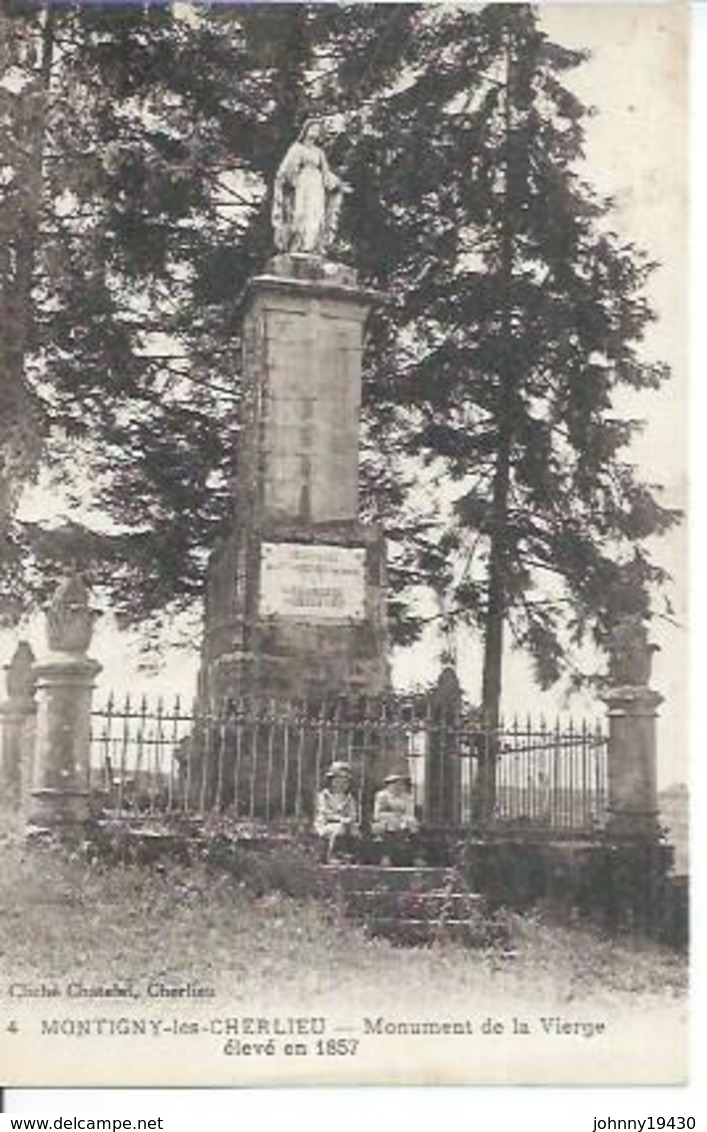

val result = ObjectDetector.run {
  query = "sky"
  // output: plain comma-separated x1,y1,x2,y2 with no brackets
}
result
0,2,689,786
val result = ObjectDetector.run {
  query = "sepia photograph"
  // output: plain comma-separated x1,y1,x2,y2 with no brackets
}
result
0,0,687,1088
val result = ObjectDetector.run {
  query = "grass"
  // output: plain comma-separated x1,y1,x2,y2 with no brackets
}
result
0,809,687,1015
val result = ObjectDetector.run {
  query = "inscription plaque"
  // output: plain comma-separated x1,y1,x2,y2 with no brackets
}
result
259,542,366,622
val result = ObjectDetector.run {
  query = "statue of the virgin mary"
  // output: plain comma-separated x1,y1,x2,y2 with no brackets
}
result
272,120,347,256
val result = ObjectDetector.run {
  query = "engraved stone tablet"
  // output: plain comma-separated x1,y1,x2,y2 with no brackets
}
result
259,542,366,622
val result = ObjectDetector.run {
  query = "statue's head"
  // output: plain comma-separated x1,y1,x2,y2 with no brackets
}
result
298,118,322,146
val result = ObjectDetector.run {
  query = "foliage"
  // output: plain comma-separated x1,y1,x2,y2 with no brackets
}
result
1,7,49,620
464,836,683,946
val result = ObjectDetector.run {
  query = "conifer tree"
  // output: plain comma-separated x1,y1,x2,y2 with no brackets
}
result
344,5,678,777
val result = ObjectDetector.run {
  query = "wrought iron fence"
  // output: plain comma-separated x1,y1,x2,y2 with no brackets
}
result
89,694,608,835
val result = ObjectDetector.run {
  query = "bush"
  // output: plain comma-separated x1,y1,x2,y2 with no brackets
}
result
199,836,324,899
463,835,682,946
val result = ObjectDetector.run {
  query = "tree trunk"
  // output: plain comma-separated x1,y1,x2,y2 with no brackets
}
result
272,6,309,140
478,36,517,821
478,354,512,821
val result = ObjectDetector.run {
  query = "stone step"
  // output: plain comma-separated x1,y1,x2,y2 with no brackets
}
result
319,862,505,949
365,918,508,948
320,864,453,893
344,890,485,919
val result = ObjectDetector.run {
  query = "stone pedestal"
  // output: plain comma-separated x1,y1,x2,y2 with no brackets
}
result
1,703,36,812
199,258,389,706
28,576,101,835
0,641,36,808
29,655,101,832
240,258,374,527
602,685,662,838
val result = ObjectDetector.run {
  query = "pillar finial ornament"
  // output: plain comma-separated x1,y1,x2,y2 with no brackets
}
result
45,573,99,653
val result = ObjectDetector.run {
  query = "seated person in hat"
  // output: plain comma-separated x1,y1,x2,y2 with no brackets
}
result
372,771,419,835
314,761,360,862
371,771,422,866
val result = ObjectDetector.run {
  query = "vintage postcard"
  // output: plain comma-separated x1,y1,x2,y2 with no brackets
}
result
0,1,687,1088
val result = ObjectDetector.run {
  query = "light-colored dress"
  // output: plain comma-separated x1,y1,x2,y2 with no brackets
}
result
372,787,419,835
314,788,359,839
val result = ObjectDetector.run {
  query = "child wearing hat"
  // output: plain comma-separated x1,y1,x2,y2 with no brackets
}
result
371,770,422,866
372,771,419,835
314,761,360,862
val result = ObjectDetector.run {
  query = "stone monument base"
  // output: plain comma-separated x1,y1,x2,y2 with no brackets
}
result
199,517,389,707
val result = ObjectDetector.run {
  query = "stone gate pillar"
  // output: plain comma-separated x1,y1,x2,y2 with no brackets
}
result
424,664,462,827
601,615,661,838
28,575,101,835
0,641,36,808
